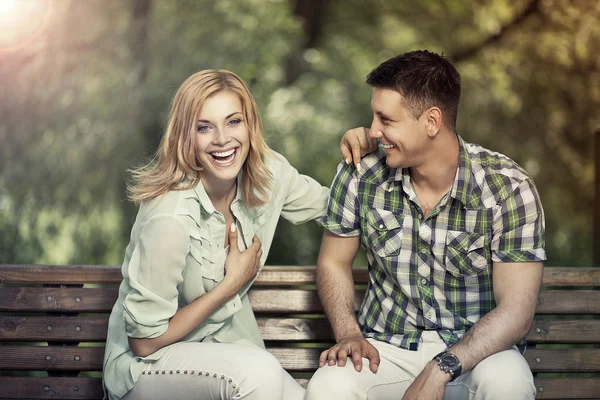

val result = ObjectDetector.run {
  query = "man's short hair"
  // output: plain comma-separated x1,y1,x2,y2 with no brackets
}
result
366,50,461,131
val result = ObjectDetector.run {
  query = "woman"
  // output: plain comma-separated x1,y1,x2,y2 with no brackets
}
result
102,69,369,400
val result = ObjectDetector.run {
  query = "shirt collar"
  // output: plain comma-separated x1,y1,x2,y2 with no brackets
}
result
382,135,474,207
448,134,474,207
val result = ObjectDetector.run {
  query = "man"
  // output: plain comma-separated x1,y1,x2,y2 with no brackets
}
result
306,50,545,399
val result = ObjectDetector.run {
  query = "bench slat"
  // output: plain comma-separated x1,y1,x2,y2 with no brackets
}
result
528,320,600,343
0,346,104,371
0,377,104,400
0,317,109,342
0,376,598,400
533,378,600,399
4,317,600,344
536,290,600,314
0,288,118,312
2,346,598,373
3,288,599,314
524,349,600,372
2,265,599,287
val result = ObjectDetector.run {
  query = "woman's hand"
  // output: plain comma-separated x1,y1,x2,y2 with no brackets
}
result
340,127,379,170
222,224,262,295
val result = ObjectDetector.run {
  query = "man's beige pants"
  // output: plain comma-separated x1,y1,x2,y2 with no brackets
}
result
306,331,536,400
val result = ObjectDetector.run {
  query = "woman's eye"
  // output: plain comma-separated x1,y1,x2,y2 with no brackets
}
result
228,119,242,126
197,125,210,132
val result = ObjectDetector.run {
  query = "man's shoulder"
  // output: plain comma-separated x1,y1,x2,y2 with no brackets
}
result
358,147,391,183
465,141,536,202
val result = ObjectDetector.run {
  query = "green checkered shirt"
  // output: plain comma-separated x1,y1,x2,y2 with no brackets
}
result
321,135,546,350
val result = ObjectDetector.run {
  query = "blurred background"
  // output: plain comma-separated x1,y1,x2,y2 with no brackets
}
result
0,0,598,267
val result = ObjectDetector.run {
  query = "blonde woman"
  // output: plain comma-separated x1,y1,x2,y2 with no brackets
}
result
102,70,370,400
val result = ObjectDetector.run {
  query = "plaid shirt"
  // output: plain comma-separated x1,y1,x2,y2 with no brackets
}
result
321,135,546,350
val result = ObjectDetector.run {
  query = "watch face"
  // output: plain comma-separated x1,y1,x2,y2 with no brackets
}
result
441,353,459,369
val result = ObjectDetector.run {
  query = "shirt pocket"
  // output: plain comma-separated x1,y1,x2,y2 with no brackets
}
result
445,230,489,277
364,208,403,257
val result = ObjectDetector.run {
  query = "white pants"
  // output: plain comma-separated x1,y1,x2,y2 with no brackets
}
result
306,331,536,400
122,342,305,400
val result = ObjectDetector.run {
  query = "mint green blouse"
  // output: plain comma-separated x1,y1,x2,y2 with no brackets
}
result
103,152,329,399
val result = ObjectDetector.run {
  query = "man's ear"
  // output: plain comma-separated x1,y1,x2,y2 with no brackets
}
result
425,107,443,137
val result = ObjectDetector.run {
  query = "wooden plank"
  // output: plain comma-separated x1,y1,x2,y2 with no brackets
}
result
0,317,109,342
2,265,599,287
0,376,596,400
534,378,600,399
0,287,118,312
541,267,600,286
525,349,600,373
269,347,600,373
0,376,103,399
536,290,600,314
0,265,122,285
2,287,598,315
3,317,598,345
258,318,333,341
0,346,104,371
528,320,600,344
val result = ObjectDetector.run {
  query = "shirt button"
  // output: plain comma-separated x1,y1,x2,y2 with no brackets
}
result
421,278,427,285
379,224,384,229
420,248,427,254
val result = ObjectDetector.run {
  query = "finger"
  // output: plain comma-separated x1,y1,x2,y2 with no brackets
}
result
351,348,364,372
250,235,262,251
366,346,380,373
351,133,363,169
319,349,330,368
327,346,339,366
340,137,352,165
337,347,349,367
228,223,238,251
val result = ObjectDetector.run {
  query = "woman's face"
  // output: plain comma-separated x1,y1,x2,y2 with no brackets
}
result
194,90,250,187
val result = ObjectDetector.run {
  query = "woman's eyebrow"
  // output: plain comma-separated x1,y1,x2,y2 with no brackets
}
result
197,112,242,123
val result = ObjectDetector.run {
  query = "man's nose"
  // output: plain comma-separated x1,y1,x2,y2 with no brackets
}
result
369,121,382,139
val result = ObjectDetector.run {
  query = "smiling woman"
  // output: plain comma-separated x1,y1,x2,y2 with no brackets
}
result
102,69,335,400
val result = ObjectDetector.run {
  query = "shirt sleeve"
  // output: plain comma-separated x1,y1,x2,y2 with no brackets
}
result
123,214,190,338
319,160,361,236
277,154,330,225
491,178,546,262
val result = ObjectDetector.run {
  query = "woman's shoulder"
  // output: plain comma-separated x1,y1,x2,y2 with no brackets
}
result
137,189,192,220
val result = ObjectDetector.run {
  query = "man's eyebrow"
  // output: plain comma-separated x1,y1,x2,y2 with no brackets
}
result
375,111,393,120
197,112,242,123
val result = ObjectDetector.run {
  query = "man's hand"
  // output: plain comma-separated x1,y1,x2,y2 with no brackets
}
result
340,127,378,169
401,361,450,400
318,335,380,373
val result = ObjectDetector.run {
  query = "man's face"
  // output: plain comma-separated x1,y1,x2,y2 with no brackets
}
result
368,88,429,169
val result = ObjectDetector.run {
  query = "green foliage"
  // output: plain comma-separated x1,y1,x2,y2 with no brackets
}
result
0,0,597,266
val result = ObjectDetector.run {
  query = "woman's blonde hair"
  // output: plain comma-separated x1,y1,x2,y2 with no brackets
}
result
128,69,273,207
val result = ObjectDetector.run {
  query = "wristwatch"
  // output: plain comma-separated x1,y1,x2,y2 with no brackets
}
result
433,351,462,382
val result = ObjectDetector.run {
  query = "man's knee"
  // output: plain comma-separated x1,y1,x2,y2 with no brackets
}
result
306,364,364,400
450,350,536,400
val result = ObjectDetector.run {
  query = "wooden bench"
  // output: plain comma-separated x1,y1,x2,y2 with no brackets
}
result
1,265,599,399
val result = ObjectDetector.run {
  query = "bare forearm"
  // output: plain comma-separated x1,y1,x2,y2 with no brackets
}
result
449,303,533,372
129,280,237,357
317,260,361,341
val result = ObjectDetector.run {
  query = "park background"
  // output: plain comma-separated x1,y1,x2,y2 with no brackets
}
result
1,0,598,267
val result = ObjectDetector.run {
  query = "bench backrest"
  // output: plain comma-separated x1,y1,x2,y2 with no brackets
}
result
1,265,599,399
